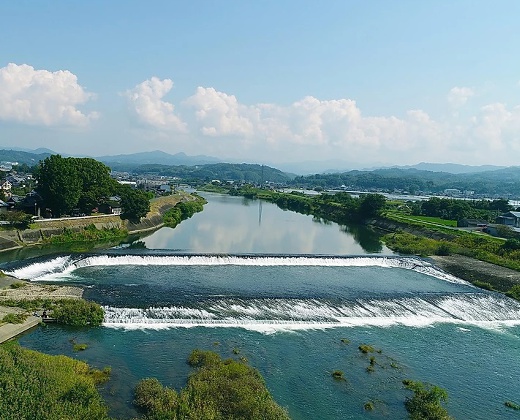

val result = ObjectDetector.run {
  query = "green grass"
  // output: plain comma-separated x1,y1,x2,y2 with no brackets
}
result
0,341,110,420
391,213,458,227
1,313,27,324
46,224,128,244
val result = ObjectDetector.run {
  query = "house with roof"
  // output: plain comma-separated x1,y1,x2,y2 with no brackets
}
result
98,196,122,215
0,180,12,192
496,211,520,228
6,195,22,210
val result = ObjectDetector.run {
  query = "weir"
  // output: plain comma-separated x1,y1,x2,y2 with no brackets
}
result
4,253,465,284
6,252,520,332
102,293,520,332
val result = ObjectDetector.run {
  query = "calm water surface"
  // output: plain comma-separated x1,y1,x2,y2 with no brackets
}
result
6,193,520,419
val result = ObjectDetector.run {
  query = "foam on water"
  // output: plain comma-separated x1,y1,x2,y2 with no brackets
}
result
4,253,466,284
102,293,520,333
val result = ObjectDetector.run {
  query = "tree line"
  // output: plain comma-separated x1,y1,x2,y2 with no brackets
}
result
409,197,513,222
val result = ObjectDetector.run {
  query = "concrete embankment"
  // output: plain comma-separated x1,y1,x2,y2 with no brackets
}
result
0,194,186,253
370,218,520,292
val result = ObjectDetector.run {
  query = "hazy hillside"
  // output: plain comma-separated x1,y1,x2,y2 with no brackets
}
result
127,162,293,183
0,149,53,165
291,167,520,197
97,150,221,167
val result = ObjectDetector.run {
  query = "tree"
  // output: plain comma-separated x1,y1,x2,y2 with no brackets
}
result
118,185,150,222
72,158,116,213
359,194,386,218
36,155,82,217
36,155,118,217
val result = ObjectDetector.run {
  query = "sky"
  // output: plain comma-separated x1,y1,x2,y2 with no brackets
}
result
1,0,520,170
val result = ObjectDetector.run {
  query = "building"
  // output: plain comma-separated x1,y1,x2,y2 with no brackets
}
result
0,180,12,192
496,211,520,228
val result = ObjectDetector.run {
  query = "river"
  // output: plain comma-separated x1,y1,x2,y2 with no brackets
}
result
3,192,520,419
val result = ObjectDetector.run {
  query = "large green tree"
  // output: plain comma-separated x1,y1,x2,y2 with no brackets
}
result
72,158,116,213
118,185,151,221
36,155,82,217
37,155,119,217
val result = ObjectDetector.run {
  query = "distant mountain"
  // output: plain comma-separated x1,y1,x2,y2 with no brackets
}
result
0,146,56,154
97,150,221,168
0,149,54,165
126,162,293,183
381,162,507,174
273,159,364,175
271,160,507,175
291,166,520,197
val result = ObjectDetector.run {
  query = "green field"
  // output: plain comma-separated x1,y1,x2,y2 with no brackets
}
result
386,212,457,227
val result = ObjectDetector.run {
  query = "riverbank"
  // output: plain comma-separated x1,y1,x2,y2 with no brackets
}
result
0,276,83,343
0,193,191,253
430,254,520,291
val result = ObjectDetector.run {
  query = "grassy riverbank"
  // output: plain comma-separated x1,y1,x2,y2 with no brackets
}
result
0,341,111,420
162,193,207,228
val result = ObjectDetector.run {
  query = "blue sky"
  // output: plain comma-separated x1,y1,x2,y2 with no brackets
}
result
1,0,519,169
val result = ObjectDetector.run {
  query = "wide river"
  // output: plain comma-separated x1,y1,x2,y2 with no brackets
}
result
3,192,520,419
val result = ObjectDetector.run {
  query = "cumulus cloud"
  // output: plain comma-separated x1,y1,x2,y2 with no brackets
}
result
0,63,97,126
184,87,443,159
470,103,520,151
184,87,253,136
125,78,520,165
125,77,187,132
448,86,474,107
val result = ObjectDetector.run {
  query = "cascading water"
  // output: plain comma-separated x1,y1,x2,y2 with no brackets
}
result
5,253,520,332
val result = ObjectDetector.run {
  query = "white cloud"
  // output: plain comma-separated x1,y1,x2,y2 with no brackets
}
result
124,78,520,166
184,87,253,136
0,63,97,126
470,103,520,151
448,86,474,107
184,88,442,160
125,77,187,132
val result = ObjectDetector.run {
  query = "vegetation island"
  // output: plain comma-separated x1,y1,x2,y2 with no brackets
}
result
1,149,520,418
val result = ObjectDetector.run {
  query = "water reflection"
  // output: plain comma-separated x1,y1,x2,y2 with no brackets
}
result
141,192,394,255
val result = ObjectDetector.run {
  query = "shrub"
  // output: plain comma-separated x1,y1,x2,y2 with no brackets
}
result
51,300,104,326
505,401,520,410
1,312,27,324
73,343,88,352
506,284,520,301
359,344,376,354
136,350,290,419
332,370,344,380
403,379,453,420
435,243,452,256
